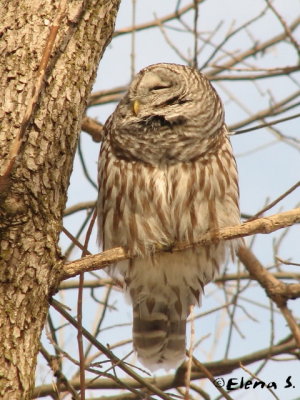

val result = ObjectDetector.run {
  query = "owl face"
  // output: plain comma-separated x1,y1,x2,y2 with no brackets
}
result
129,65,190,116
109,63,225,165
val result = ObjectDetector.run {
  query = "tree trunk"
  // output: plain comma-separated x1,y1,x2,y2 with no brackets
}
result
0,1,120,398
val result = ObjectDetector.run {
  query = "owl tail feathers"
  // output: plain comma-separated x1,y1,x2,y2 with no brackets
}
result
132,300,187,371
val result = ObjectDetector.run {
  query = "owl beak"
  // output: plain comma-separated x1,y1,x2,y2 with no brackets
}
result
132,100,140,115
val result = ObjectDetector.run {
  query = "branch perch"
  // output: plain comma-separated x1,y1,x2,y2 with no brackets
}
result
62,207,300,280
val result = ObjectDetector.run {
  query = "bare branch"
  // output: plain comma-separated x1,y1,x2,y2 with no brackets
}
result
238,246,300,303
211,65,300,81
33,334,298,397
64,201,96,217
61,208,300,280
248,181,300,220
208,16,300,76
81,116,104,142
229,90,300,131
88,85,127,106
238,247,300,344
113,0,205,37
265,0,300,56
50,299,175,400
232,113,300,135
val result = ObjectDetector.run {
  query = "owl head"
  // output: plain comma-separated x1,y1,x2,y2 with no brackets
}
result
108,63,226,164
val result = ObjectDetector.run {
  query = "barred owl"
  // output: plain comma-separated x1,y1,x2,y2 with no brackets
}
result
97,63,240,371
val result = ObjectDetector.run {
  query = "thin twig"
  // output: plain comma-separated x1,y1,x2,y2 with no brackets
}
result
248,181,300,221
64,201,96,217
130,0,136,79
232,112,300,135
114,0,204,37
33,333,298,397
239,362,280,400
63,208,95,259
200,4,268,70
40,344,80,400
78,136,97,190
185,306,194,399
51,299,174,400
192,0,199,68
155,12,190,64
265,0,300,56
237,246,300,345
278,305,300,346
211,65,300,81
208,16,300,76
62,226,91,255
77,210,97,399
191,357,234,400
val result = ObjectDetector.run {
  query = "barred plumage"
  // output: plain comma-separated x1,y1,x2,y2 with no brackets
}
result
97,63,240,371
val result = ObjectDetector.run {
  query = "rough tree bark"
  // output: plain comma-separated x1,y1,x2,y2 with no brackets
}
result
0,1,120,398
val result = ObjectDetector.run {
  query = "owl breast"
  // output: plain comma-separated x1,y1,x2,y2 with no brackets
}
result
99,126,240,263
